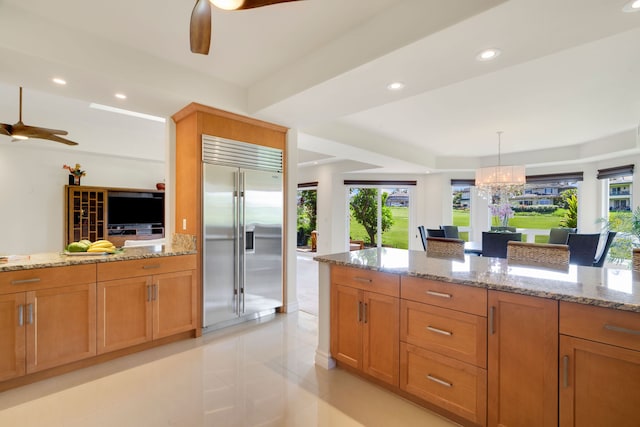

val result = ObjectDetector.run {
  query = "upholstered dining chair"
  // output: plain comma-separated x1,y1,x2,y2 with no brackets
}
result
507,241,570,266
548,227,577,245
482,232,522,258
417,226,428,251
567,233,600,266
426,237,465,258
426,228,446,237
592,231,617,267
439,225,460,239
633,248,640,271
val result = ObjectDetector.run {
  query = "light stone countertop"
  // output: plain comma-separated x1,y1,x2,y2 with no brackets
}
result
0,245,197,272
315,247,640,313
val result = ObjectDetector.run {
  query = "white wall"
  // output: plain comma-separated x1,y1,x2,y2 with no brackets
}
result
0,144,164,254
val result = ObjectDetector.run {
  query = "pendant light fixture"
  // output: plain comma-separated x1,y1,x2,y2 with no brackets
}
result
475,131,525,199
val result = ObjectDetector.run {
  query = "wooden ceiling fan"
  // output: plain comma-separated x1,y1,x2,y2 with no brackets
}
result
190,0,303,55
0,87,78,146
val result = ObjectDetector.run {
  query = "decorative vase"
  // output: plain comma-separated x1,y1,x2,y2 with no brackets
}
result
68,174,81,185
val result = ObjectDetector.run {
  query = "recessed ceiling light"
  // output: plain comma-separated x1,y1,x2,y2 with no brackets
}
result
622,0,640,12
476,48,501,61
115,93,127,100
387,82,405,91
52,77,67,85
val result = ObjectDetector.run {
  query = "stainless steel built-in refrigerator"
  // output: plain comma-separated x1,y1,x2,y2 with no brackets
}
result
202,135,283,330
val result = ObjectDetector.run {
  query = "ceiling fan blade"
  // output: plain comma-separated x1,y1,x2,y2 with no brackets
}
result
235,0,303,10
190,0,212,55
0,123,11,136
31,133,79,146
18,124,69,136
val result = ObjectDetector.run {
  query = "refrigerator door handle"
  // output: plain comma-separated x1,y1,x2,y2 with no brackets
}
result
240,170,246,315
234,170,241,315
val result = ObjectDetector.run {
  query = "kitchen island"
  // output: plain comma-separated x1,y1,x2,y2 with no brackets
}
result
0,242,198,391
315,248,640,426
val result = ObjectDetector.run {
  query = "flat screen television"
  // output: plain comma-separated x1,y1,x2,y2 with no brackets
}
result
108,191,164,226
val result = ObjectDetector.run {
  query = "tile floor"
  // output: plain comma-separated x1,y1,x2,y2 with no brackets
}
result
0,312,458,426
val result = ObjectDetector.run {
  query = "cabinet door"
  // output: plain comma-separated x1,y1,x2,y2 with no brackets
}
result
362,291,399,386
560,335,640,427
330,284,362,370
26,283,96,373
153,270,197,339
97,277,153,354
488,291,558,427
66,187,107,245
0,293,26,381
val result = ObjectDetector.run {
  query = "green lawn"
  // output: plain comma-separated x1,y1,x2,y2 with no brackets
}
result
350,207,568,249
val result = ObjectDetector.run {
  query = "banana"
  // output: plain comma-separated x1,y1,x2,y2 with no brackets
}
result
87,246,115,253
91,240,113,246
89,241,114,249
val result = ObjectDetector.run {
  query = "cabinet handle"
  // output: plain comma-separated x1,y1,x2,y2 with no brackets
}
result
427,374,452,388
354,277,372,284
357,301,362,322
489,306,496,335
427,326,453,336
142,264,161,270
27,303,34,325
147,285,152,302
426,290,451,299
363,303,368,324
11,278,41,285
153,284,158,301
604,324,640,336
18,304,24,327
562,355,569,388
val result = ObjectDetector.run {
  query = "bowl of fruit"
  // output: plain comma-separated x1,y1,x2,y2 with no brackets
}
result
65,240,118,255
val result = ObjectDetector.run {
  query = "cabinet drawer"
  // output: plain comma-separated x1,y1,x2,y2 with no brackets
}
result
331,265,399,297
97,255,197,281
400,342,487,426
401,276,486,316
401,300,486,368
560,302,640,352
0,264,96,294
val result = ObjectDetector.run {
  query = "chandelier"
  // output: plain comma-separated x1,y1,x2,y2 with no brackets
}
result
475,131,526,199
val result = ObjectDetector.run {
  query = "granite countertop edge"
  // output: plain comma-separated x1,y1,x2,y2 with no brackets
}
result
0,248,197,272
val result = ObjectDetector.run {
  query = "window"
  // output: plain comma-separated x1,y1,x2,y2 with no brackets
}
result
345,181,415,249
297,183,317,248
451,179,473,241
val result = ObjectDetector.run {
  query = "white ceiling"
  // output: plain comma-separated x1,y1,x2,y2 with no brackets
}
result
0,0,639,174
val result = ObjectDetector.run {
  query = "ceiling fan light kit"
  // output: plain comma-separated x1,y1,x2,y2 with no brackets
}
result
190,0,303,55
0,87,78,146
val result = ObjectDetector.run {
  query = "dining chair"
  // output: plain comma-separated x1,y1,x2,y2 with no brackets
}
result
482,232,522,258
426,237,465,258
592,231,617,267
426,228,446,237
490,226,517,232
633,248,640,271
507,241,569,266
548,227,577,245
566,233,600,266
439,225,460,239
417,226,428,251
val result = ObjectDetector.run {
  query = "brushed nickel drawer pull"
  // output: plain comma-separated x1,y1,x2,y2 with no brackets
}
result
153,284,158,301
426,290,451,299
427,374,452,388
18,304,24,327
489,306,496,335
142,265,161,270
354,277,372,284
147,285,152,302
604,324,640,336
562,355,569,388
427,326,453,336
11,278,41,285
363,303,368,323
357,301,362,322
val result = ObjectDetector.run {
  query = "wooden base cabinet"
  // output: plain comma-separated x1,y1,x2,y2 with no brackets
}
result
0,265,97,380
487,291,558,427
330,266,400,386
97,256,197,354
559,301,640,426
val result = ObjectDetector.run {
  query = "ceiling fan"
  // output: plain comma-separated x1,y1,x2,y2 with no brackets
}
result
0,87,78,146
190,0,303,55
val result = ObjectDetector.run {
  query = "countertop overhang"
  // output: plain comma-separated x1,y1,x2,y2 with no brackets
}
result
315,248,640,313
0,245,197,272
